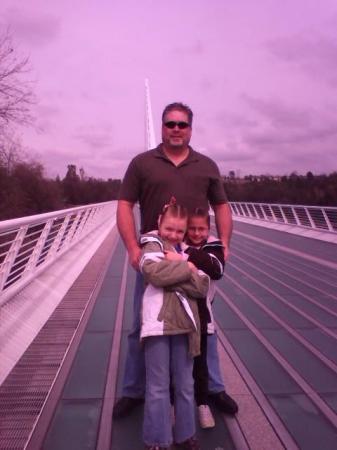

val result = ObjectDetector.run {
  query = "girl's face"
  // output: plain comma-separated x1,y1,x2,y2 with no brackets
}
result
186,216,209,246
158,214,187,246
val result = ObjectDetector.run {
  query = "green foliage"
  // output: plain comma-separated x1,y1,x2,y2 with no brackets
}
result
224,173,337,206
61,165,121,207
0,158,121,220
0,160,63,220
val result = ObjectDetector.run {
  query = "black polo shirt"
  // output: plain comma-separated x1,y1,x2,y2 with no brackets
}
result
119,144,227,233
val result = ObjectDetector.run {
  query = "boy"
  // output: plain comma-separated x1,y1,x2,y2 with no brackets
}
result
165,207,225,429
184,208,224,428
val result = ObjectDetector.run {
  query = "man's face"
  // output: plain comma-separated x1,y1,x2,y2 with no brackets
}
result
162,110,192,150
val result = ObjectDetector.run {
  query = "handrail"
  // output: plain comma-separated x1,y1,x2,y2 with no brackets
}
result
229,202,337,233
1,200,336,305
0,201,117,305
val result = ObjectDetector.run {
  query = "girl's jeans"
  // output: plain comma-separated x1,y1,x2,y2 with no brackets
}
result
121,272,225,398
143,334,195,447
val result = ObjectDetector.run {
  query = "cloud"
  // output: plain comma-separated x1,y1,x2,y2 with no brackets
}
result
199,77,215,91
80,158,130,180
3,7,61,46
173,40,204,55
72,126,113,150
214,110,258,130
266,31,337,87
241,94,337,147
33,103,61,133
241,95,312,129
204,94,337,176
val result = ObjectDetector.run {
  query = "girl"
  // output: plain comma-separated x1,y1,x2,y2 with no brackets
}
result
139,203,209,450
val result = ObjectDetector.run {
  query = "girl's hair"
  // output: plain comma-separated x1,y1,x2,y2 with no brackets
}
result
159,197,188,225
188,207,210,228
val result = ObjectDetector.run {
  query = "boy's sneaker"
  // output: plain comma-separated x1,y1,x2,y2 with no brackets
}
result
208,391,238,415
198,404,215,428
176,437,200,449
144,446,168,450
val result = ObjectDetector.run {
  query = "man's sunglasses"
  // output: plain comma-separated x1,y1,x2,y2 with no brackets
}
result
164,121,190,129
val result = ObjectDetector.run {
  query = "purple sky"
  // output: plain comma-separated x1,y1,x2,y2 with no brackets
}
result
1,0,337,179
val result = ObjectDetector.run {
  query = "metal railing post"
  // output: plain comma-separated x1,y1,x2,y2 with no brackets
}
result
291,207,301,226
321,208,334,232
48,215,71,258
0,226,28,292
305,207,316,229
279,206,288,224
23,220,54,275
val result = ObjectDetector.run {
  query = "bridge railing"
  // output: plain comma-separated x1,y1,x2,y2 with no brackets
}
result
0,201,116,305
230,201,337,233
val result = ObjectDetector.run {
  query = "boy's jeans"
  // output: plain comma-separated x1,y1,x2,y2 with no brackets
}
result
121,272,225,398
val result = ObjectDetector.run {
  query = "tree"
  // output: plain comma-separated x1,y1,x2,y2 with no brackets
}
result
0,128,23,173
0,29,35,131
62,164,81,205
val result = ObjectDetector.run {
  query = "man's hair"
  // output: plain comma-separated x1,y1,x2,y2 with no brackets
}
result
162,102,193,126
189,207,210,228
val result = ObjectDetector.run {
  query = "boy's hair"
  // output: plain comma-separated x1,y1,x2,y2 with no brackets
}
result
159,197,188,225
188,207,210,228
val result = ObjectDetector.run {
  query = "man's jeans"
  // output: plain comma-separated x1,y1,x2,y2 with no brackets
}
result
122,272,225,398
143,335,195,446
122,272,146,397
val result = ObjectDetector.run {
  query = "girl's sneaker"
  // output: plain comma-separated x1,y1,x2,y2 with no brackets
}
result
198,404,215,428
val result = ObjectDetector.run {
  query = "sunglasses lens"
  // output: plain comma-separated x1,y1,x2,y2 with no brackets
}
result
164,121,189,129
165,121,176,129
178,122,189,129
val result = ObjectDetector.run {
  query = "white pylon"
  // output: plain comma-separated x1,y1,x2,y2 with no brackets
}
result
144,78,156,150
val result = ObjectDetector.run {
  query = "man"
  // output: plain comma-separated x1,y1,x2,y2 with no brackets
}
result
114,102,238,419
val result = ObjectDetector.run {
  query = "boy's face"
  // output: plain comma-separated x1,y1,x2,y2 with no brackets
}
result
186,216,209,246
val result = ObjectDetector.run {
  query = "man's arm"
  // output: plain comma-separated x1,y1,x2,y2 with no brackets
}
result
212,202,233,260
117,200,141,270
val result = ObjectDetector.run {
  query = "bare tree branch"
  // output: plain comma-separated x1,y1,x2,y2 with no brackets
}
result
0,29,36,131
0,128,23,173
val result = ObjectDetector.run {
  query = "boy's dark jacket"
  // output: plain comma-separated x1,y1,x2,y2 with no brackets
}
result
182,235,225,334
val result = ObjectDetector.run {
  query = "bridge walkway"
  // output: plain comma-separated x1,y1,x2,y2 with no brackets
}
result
1,221,337,450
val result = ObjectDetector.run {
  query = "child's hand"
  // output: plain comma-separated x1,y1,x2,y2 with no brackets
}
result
187,261,198,272
164,251,183,261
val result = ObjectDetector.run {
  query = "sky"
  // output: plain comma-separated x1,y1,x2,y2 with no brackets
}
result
1,0,337,179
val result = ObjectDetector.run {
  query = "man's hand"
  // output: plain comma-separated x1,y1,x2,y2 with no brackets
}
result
117,200,141,270
164,250,183,261
213,202,233,262
128,246,141,271
222,243,230,261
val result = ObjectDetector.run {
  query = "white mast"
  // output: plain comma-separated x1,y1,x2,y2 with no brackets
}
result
144,78,156,150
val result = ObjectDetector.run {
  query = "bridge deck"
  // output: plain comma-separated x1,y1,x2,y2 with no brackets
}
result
1,221,337,450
